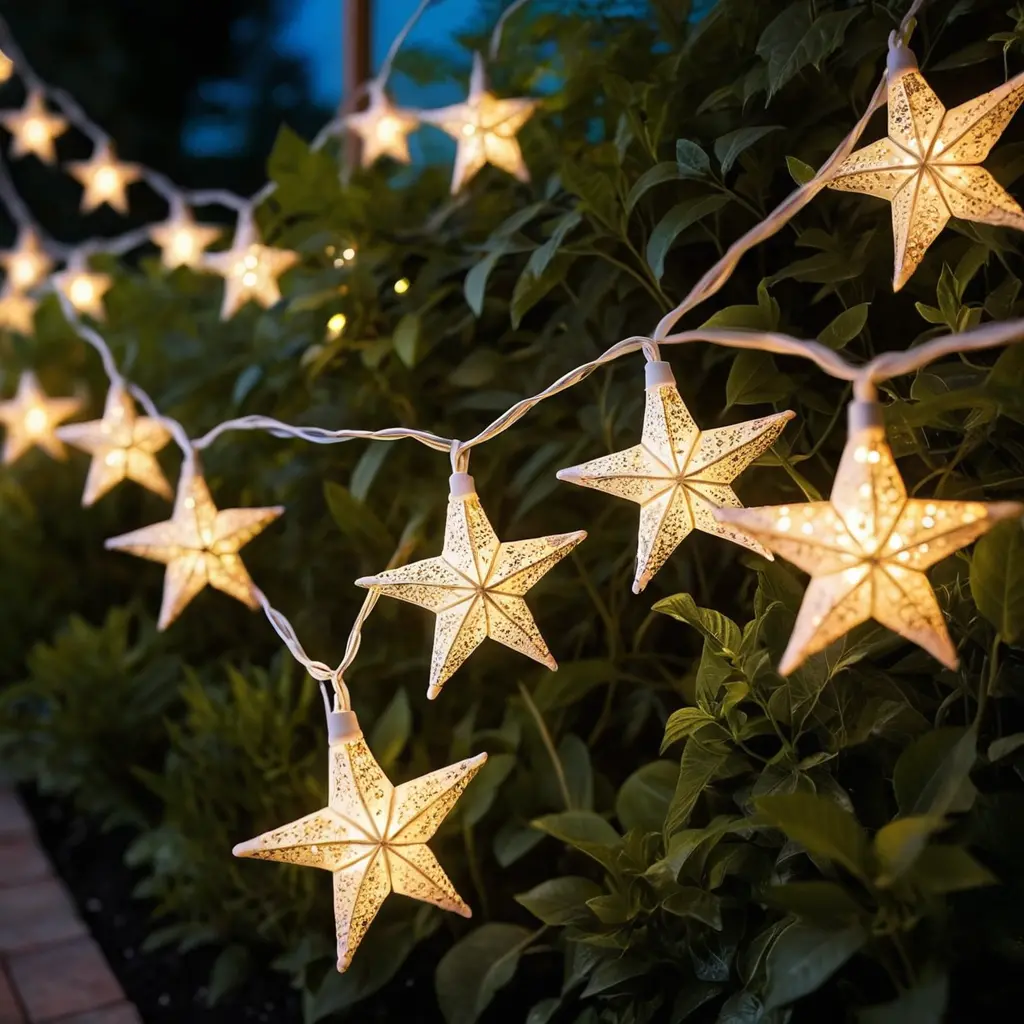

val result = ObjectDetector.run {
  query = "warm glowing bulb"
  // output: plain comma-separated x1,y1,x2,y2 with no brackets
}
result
342,247,356,261
94,167,119,193
241,271,258,288
377,116,399,142
327,313,347,337
0,49,12,83
24,119,46,144
104,449,125,467
461,122,477,136
393,277,410,294
70,279,95,306
24,407,48,434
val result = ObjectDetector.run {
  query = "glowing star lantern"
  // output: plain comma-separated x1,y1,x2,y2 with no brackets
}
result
0,48,13,83
346,83,418,166
234,708,486,972
356,473,585,699
67,144,142,215
0,285,36,335
0,228,53,291
420,52,536,193
829,47,1024,290
0,371,82,464
55,266,113,320
717,402,1024,674
105,462,283,630
1,91,68,163
56,383,173,507
557,361,794,594
207,239,299,319
150,207,220,270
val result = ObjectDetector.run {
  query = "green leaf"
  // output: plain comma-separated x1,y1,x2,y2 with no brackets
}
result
527,211,583,278
527,998,561,1024
393,313,421,368
460,753,516,827
762,921,866,1012
662,707,718,752
232,365,262,406
204,944,250,1006
757,5,861,97
907,845,997,894
511,253,573,328
786,155,816,185
725,351,792,407
450,349,503,388
676,139,711,178
873,816,945,886
465,250,506,316
368,688,411,769
859,973,949,1024
646,194,730,281
324,481,393,552
893,727,978,817
714,126,783,174
435,923,533,1024
988,733,1024,761
493,821,544,867
532,811,622,866
764,881,864,923
756,793,869,880
665,735,735,835
581,956,650,997
349,442,391,503
616,759,678,831
626,163,683,213
653,593,742,654
559,733,594,811
818,303,870,349
515,876,602,925
662,887,723,930
970,519,1024,643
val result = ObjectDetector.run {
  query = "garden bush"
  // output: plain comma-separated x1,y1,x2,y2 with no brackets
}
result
4,0,1024,1021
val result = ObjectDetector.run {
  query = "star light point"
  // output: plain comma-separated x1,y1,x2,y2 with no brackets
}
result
150,208,221,270
67,143,142,214
829,51,1024,290
356,473,585,699
1,91,67,163
717,401,1024,673
420,52,535,193
0,284,37,335
105,463,283,629
234,709,485,972
0,227,53,291
0,370,82,464
346,85,418,166
557,361,794,594
56,383,173,506
55,265,113,320
207,238,299,319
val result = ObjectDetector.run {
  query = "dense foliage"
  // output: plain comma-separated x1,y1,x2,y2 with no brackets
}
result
3,0,1024,1021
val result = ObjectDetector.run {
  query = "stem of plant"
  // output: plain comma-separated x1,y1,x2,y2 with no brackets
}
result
518,681,573,810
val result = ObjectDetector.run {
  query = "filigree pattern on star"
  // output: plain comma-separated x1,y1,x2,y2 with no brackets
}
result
234,719,485,971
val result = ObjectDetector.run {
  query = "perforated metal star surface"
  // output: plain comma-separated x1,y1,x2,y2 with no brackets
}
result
57,383,173,506
716,407,1024,674
234,711,485,972
0,370,82,464
0,228,52,291
556,362,794,594
1,91,67,163
356,474,586,699
420,53,536,193
346,84,418,166
105,464,283,629
67,144,142,214
829,53,1024,290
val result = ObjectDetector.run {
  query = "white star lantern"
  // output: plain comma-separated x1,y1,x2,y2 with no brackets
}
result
206,226,299,319
420,53,536,193
234,708,486,972
1,91,67,163
67,143,142,215
150,206,221,270
0,370,82,464
55,264,113,320
346,82,418,167
718,402,1024,673
0,228,52,291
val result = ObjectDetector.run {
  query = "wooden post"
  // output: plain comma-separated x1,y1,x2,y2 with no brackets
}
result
343,0,371,168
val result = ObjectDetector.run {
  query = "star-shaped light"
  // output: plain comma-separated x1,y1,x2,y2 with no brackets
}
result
0,285,36,335
207,239,299,319
0,228,52,291
234,709,486,972
829,49,1024,290
419,53,536,193
1,91,68,163
0,48,13,84
67,143,142,215
346,83,419,166
356,473,585,699
54,266,113,320
0,370,82,464
557,361,794,594
56,383,173,507
105,463,283,629
717,402,1024,674
150,206,221,269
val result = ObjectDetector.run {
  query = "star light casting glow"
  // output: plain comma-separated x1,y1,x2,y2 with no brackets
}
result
150,207,221,270
717,401,1024,674
105,463,283,629
345,83,418,166
234,708,486,973
0,284,36,335
57,383,173,506
55,265,113,320
558,361,794,594
207,239,299,319
1,91,67,163
828,47,1024,290
0,228,53,291
356,472,586,699
67,144,142,214
0,370,82,464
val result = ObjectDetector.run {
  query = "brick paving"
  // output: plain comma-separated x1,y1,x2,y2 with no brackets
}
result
0,786,141,1024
